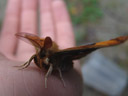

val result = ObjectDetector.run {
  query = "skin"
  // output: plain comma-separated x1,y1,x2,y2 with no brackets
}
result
0,0,83,96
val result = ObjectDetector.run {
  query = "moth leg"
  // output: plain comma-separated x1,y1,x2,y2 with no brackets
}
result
14,61,28,67
20,54,36,69
45,64,53,88
58,68,66,87
14,54,36,70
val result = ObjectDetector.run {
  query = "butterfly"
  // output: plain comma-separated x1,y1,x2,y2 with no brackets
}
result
15,32,128,88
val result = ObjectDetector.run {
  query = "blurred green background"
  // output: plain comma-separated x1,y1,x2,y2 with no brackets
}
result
0,0,128,96
65,0,103,25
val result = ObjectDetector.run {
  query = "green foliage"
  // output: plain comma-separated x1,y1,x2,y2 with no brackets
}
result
65,0,103,25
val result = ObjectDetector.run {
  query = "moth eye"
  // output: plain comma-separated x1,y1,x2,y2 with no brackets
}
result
40,54,46,57
40,50,46,58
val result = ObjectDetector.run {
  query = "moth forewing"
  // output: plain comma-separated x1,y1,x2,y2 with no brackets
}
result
55,36,128,60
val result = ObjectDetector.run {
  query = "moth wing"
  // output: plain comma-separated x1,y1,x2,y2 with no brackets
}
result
53,36,128,60
16,32,45,48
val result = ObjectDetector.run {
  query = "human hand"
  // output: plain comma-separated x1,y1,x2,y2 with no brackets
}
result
0,0,83,96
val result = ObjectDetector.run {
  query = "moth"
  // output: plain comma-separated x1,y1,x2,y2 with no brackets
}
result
16,32,128,88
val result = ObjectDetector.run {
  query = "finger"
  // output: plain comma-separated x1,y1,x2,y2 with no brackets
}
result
52,0,75,49
52,0,81,71
0,0,21,58
16,0,38,61
20,0,37,33
39,0,55,40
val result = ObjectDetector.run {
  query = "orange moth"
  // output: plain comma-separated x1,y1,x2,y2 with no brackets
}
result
15,32,128,88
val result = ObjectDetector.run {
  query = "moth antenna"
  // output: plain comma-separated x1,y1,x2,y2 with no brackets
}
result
58,68,66,87
45,64,53,88
44,37,53,49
